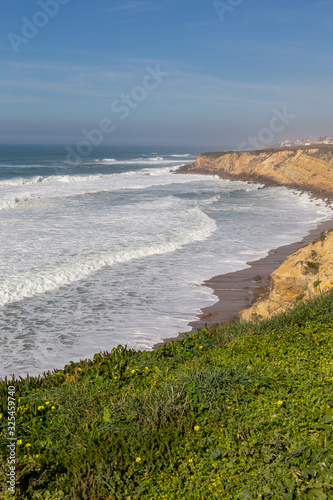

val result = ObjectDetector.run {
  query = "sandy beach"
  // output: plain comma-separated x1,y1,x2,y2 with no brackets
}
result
156,152,333,345
156,216,333,348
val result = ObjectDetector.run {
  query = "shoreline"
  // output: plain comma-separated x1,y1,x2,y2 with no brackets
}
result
155,154,333,347
155,213,333,349
176,145,333,205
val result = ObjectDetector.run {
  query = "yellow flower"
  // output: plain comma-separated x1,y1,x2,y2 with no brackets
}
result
0,414,2,419
17,440,22,446
35,454,40,458
145,367,149,370
199,346,203,349
131,370,135,374
37,406,45,411
25,443,31,448
276,400,283,406
194,425,200,432
188,458,193,463
51,406,55,410
114,376,118,380
45,402,50,405
136,457,141,463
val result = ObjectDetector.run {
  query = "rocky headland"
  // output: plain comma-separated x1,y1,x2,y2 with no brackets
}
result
177,145,333,322
177,145,333,202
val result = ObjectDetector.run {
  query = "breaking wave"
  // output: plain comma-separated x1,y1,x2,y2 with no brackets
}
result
0,208,216,306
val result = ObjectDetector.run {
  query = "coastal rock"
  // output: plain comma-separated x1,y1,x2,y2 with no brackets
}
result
178,145,333,322
177,146,333,200
240,230,333,321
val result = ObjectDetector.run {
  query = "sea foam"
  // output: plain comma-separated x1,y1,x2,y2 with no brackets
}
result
0,207,216,306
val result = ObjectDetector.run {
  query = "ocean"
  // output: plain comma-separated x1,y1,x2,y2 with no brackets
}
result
0,144,331,379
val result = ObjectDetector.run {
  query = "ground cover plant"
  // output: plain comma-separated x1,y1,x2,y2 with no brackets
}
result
1,291,333,499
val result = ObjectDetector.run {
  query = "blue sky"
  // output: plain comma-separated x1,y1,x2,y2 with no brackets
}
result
1,0,333,148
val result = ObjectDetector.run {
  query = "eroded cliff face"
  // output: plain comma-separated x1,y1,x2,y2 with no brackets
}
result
177,146,333,200
177,145,333,322
240,230,333,321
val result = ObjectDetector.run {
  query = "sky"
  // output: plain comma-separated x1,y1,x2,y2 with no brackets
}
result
1,0,333,149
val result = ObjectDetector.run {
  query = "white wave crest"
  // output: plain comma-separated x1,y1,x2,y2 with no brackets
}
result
0,167,219,212
0,208,216,307
170,154,191,157
0,193,34,211
99,158,116,163
0,176,44,186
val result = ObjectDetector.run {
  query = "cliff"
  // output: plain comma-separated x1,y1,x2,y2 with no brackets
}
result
240,230,333,321
177,145,333,200
177,145,333,321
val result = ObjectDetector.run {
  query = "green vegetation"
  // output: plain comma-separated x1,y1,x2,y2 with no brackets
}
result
201,144,333,158
1,291,333,499
306,261,320,273
312,231,329,245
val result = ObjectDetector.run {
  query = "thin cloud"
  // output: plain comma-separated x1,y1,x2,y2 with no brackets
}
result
5,60,134,80
97,1,159,15
2,58,332,114
0,95,45,104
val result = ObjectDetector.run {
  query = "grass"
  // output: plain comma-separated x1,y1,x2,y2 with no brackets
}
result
306,261,320,273
1,291,333,499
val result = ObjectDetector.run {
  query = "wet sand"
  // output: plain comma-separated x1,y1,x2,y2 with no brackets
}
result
155,218,333,348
